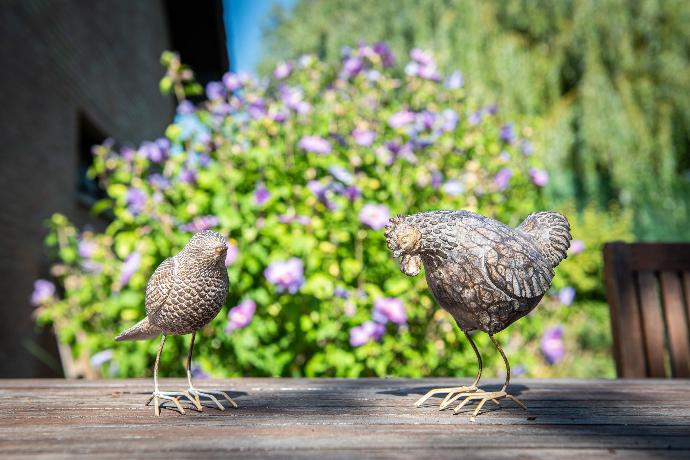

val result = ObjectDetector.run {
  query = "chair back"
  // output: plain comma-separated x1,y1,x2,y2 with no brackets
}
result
604,242,690,377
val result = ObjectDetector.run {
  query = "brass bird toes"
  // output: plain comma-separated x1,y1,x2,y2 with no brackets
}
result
146,391,187,416
182,387,238,412
451,390,527,421
414,385,479,408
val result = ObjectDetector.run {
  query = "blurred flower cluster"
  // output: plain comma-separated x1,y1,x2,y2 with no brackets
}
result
33,46,630,379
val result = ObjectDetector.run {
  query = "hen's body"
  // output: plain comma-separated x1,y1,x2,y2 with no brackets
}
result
385,210,571,418
405,210,564,334
116,231,229,341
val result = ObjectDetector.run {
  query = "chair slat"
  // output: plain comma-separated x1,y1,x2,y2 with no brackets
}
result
659,272,690,378
683,272,690,325
636,272,667,377
604,243,647,377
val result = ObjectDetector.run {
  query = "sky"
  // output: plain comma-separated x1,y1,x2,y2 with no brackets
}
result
223,0,296,74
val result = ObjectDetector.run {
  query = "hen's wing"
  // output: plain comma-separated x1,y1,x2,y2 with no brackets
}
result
145,257,176,318
480,227,554,300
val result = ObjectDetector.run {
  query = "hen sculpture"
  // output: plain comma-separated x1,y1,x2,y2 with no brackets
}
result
384,210,570,420
115,230,237,416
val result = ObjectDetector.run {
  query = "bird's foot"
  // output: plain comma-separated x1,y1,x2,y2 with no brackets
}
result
414,385,485,409
145,391,187,416
181,387,238,412
451,389,527,421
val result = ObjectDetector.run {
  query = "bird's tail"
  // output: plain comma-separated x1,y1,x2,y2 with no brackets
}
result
518,212,571,268
115,317,162,342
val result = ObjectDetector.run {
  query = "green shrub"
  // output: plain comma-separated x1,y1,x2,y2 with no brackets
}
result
34,46,631,379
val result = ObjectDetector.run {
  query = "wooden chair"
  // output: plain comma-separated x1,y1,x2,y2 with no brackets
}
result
604,242,690,378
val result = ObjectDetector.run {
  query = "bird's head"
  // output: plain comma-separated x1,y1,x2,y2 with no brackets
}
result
186,230,228,265
384,216,423,276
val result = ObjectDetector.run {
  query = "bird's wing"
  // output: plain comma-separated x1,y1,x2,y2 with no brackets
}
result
145,257,176,318
481,231,554,300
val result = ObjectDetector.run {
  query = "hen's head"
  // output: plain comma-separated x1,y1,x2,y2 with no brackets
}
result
384,216,423,277
185,230,228,265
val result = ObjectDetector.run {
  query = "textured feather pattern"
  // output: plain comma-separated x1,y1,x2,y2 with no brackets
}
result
386,210,568,334
114,317,162,341
518,212,571,267
114,231,229,340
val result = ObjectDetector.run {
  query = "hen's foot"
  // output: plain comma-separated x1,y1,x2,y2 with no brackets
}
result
181,387,238,411
145,391,187,416
451,390,527,421
415,385,481,408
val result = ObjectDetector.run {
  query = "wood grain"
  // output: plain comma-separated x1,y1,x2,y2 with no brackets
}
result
0,378,689,459
636,271,667,377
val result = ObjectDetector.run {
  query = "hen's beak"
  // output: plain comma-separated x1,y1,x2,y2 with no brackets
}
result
215,246,227,256
393,249,403,258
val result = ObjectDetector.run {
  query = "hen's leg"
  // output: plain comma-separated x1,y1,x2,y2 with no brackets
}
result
144,335,186,416
415,331,496,409
450,333,527,421
178,332,238,411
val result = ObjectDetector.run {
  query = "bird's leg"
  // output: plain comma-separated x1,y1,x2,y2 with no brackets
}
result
144,335,186,416
415,331,495,409
451,333,527,421
179,332,238,411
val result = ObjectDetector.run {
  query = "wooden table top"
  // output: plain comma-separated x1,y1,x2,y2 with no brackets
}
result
1,378,689,459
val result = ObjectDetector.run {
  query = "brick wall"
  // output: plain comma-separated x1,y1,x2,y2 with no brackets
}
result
0,0,175,376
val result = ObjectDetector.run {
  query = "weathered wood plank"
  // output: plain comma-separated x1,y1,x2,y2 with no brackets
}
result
636,271,668,377
0,379,689,459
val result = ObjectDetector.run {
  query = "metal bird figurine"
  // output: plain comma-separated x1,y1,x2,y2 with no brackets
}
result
384,210,570,420
115,230,237,416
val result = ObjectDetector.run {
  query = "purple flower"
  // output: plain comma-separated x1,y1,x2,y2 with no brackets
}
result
373,42,395,67
468,111,483,126
148,174,170,190
431,171,443,189
119,251,141,287
569,240,585,255
442,109,458,132
225,242,238,266
442,180,464,196
359,203,390,230
273,61,293,79
205,81,225,100
177,100,195,115
352,128,376,146
445,70,464,89
520,140,534,156
335,286,349,299
30,279,55,306
529,168,549,187
191,363,209,379
179,168,197,184
500,123,516,144
222,72,242,91
343,185,361,201
125,188,146,215
90,349,113,367
349,321,386,347
78,238,97,259
373,298,406,325
140,141,167,163
180,215,219,233
120,146,136,161
541,325,565,365
225,299,256,332
264,258,305,294
341,56,363,79
410,48,433,65
558,286,576,306
388,110,415,129
299,136,332,155
254,183,271,205
248,99,267,119
280,86,310,114
329,165,354,185
494,168,513,191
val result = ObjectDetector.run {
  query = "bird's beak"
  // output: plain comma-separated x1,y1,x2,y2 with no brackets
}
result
393,249,402,258
215,246,227,256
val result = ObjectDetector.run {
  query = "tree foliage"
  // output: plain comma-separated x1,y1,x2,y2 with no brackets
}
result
262,0,690,240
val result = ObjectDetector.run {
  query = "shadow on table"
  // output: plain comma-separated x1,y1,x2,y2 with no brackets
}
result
378,382,528,398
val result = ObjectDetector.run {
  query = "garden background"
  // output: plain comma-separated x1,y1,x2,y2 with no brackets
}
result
19,0,690,381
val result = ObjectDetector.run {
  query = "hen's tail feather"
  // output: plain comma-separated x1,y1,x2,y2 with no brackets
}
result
518,212,571,267
115,317,162,341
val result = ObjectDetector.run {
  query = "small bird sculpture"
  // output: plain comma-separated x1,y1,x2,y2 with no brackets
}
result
384,210,570,420
115,230,237,416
